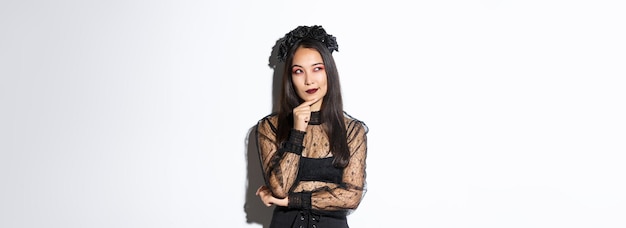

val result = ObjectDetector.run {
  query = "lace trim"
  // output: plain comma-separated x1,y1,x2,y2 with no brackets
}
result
283,129,306,155
309,111,321,125
288,191,312,210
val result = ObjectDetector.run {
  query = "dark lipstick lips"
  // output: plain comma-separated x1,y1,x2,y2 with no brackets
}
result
306,88,318,94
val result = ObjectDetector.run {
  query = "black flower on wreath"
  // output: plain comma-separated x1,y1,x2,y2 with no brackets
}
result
276,25,339,62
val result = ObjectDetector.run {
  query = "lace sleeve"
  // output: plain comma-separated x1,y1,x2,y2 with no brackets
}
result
310,118,368,211
256,116,303,198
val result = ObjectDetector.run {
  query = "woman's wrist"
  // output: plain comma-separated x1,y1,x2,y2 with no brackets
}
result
288,192,312,210
282,129,306,155
288,128,306,144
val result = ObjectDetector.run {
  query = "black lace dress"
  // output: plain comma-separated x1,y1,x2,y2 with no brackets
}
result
256,111,368,228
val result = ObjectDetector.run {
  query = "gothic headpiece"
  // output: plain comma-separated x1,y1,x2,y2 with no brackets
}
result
276,25,339,62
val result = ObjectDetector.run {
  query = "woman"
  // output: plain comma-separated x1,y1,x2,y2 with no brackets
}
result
255,25,368,228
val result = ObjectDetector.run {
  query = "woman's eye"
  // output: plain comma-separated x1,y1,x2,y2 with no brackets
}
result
293,69,303,74
314,66,324,71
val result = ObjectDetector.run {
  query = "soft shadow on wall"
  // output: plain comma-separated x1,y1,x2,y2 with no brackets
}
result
244,125,272,228
243,37,285,228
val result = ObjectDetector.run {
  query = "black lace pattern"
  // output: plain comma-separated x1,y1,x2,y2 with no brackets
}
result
256,112,368,212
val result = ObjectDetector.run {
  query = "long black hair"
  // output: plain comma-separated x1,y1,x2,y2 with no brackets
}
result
275,38,350,167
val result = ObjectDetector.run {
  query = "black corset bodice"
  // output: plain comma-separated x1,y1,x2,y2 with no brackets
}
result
297,157,343,184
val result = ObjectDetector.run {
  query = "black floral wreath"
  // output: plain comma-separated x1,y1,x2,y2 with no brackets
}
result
276,25,339,62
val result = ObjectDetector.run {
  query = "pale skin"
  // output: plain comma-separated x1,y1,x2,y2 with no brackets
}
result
256,47,328,207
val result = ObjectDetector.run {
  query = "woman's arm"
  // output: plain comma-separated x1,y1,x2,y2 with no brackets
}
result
314,119,368,210
256,100,318,198
256,185,288,207
256,116,303,198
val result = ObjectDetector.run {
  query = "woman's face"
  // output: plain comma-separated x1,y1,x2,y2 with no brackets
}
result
291,47,328,111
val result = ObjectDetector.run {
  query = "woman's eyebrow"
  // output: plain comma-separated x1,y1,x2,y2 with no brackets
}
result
292,62,323,68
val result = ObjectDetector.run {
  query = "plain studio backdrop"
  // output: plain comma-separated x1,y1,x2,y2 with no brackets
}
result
1,0,625,227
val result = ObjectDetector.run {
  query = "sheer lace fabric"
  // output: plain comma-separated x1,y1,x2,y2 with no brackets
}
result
256,112,368,211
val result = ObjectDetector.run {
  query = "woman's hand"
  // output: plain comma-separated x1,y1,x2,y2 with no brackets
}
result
256,185,288,207
293,98,321,131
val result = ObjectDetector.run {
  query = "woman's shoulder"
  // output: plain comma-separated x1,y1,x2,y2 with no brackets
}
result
343,111,369,134
257,113,279,129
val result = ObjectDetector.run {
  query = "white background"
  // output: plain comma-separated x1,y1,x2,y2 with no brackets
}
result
1,0,625,227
